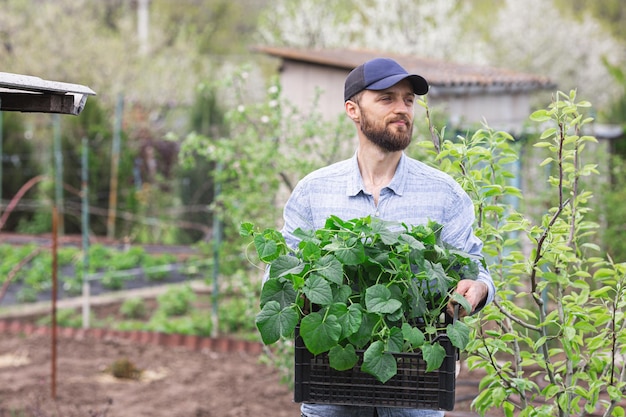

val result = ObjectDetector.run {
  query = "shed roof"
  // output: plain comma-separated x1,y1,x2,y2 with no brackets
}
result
254,46,556,93
0,72,96,115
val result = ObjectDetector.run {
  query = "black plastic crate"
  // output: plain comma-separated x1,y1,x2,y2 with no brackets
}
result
294,332,458,410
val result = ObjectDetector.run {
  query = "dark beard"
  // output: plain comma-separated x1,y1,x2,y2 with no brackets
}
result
360,111,412,152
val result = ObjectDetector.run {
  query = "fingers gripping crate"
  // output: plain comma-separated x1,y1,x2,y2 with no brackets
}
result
293,332,458,410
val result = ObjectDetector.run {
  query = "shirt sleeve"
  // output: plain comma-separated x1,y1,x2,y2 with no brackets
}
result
262,181,313,284
440,183,495,311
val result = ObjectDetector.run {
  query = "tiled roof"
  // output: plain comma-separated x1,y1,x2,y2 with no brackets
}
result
254,46,556,92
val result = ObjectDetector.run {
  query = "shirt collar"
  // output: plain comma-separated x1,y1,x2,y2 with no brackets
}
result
347,152,406,197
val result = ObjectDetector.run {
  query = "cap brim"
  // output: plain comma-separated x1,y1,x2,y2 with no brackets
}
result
368,74,429,96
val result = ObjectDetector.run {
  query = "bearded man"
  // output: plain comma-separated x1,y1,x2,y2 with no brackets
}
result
276,57,495,417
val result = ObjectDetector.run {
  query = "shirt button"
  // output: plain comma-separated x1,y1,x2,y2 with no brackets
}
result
375,211,380,217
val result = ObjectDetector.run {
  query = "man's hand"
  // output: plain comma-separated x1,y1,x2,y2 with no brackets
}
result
447,279,489,318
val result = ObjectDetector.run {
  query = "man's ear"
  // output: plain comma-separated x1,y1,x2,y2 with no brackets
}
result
345,100,360,122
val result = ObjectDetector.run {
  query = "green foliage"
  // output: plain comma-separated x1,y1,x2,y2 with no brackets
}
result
600,157,626,261
146,310,212,336
36,308,83,328
119,297,147,319
143,253,177,281
15,211,51,235
87,244,113,271
61,99,135,236
16,287,38,303
218,297,258,334
100,271,126,290
156,285,196,317
108,246,145,270
175,83,224,244
425,90,626,416
0,111,41,232
179,69,354,275
0,243,193,302
218,269,261,336
243,215,476,383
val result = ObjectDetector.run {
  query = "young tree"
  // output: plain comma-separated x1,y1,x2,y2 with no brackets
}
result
426,91,626,416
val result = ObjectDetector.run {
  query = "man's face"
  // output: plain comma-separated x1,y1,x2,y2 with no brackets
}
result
357,79,415,152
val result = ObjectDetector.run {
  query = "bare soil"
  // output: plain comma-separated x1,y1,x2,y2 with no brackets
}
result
0,329,499,417
0,332,299,417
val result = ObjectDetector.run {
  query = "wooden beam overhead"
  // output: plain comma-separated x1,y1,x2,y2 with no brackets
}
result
0,72,96,116
0,92,81,115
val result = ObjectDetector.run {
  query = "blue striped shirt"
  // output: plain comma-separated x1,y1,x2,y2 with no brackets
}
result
282,152,494,305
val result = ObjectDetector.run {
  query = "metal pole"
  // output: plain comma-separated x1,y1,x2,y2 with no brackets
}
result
106,94,123,239
211,162,222,338
51,206,59,399
53,114,64,234
81,137,90,329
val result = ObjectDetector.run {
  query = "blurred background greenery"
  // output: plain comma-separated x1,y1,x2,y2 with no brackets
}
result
1,0,625,270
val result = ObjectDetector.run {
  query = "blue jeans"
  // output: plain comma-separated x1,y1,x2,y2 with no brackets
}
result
301,404,445,417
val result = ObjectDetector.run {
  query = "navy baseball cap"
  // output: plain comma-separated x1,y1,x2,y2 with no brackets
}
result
344,58,429,102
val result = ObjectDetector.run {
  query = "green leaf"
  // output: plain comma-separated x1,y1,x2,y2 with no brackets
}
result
328,344,359,371
540,127,557,139
407,279,428,318
269,255,304,279
325,240,366,265
376,226,402,245
239,222,254,236
255,301,299,345
362,341,397,383
386,326,404,352
332,284,352,303
300,312,342,355
328,303,362,338
402,322,425,347
260,278,297,309
293,227,319,244
529,109,551,122
315,254,344,285
421,342,446,372
539,157,554,167
254,234,279,262
447,320,470,349
450,292,472,316
348,312,378,348
303,274,334,306
399,233,426,251
424,261,453,295
365,284,402,314
300,240,321,261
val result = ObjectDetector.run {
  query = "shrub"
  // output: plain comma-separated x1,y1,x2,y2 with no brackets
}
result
119,297,148,319
156,285,196,317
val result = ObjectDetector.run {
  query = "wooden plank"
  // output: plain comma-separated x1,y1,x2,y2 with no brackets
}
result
0,92,78,115
0,72,96,96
